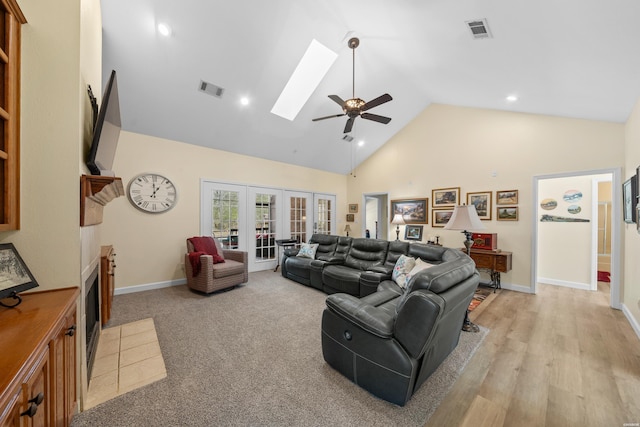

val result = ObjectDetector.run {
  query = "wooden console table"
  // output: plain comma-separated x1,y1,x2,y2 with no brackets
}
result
466,248,512,291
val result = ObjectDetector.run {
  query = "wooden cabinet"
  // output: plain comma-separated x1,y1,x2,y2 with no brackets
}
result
0,288,79,427
100,245,115,326
466,249,512,290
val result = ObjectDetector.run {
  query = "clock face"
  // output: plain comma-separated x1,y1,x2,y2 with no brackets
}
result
127,173,177,213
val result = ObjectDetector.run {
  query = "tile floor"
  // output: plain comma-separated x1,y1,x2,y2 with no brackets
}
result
84,318,167,410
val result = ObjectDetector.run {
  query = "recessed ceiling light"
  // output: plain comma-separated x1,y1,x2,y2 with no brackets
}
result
506,95,518,102
157,23,172,37
240,97,250,106
358,140,365,147
271,39,338,121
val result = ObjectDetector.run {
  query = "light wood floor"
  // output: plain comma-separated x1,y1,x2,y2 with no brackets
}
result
426,282,640,427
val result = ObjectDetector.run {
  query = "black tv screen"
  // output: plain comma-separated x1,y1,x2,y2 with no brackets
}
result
86,70,121,176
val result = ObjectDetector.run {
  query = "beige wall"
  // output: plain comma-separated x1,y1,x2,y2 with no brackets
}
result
0,0,84,291
101,131,347,289
347,104,624,289
537,174,608,288
624,97,640,330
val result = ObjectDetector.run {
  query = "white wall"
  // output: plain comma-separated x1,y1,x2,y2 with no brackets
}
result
101,131,347,290
537,174,607,289
348,104,625,290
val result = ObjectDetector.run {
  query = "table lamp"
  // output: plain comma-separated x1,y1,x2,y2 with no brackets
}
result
391,213,405,241
443,204,485,255
444,204,485,333
344,224,351,237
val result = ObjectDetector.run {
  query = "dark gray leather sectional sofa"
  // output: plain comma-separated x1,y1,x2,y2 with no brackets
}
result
281,234,480,406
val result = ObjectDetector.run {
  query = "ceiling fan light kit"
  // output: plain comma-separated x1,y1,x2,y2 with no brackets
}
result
312,37,392,133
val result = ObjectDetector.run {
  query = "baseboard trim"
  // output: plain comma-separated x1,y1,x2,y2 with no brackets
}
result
114,278,186,296
500,283,534,293
622,303,640,341
537,277,590,291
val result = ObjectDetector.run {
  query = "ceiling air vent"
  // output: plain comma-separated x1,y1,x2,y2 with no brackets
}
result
199,80,225,98
342,135,354,142
466,19,492,39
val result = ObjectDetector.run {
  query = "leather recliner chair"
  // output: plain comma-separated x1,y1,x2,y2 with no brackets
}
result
321,247,479,406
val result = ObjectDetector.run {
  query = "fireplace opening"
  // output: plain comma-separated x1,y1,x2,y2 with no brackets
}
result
85,265,100,379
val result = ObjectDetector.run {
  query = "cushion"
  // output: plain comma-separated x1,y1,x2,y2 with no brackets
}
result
405,258,435,285
297,243,319,259
392,255,416,288
213,237,225,260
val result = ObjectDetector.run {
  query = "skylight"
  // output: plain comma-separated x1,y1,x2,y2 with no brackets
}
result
271,39,337,121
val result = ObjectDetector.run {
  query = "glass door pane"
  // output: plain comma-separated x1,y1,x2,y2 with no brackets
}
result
313,193,336,235
249,187,282,271
284,191,312,244
200,182,246,250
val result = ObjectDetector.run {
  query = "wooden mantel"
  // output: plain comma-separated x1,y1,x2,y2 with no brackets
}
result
80,175,124,226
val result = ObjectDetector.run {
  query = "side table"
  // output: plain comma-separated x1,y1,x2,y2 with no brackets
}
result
274,239,297,272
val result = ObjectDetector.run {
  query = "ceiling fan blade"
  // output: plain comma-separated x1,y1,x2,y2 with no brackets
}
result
344,117,356,133
362,93,392,111
312,113,345,122
361,113,392,124
328,95,345,107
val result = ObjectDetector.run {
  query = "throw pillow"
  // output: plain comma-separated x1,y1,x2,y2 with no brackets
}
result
405,258,435,286
392,255,416,288
297,243,319,259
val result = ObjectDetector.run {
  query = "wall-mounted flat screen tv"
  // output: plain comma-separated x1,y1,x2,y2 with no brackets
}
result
86,70,121,176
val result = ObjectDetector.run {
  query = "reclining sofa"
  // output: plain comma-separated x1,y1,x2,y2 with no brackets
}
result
282,234,480,406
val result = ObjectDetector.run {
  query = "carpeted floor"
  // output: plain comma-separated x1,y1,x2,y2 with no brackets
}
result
71,271,487,427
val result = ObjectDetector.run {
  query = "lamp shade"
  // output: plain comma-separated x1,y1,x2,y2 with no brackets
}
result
444,205,485,231
391,213,406,225
344,224,351,232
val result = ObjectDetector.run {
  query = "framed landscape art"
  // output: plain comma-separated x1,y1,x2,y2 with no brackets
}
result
348,204,358,213
432,187,460,208
467,191,492,220
496,190,518,205
497,206,519,221
404,225,423,241
432,209,454,227
391,198,428,224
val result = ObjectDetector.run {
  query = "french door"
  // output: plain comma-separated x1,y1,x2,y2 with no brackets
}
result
313,193,336,235
201,180,336,272
248,187,282,271
284,191,313,244
200,182,247,250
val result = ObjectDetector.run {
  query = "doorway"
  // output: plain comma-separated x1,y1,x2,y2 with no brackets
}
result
532,168,621,309
363,193,388,239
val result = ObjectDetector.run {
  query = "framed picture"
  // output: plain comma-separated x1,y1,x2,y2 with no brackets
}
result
496,190,518,205
467,191,492,220
623,176,637,223
432,187,460,208
348,204,358,213
0,243,39,301
432,209,454,227
404,225,423,241
497,206,519,221
346,214,355,222
390,198,428,224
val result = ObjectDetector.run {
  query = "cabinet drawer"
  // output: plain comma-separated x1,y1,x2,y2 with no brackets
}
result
470,252,493,269
495,255,512,272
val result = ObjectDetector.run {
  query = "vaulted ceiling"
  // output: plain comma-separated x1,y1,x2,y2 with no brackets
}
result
100,0,640,174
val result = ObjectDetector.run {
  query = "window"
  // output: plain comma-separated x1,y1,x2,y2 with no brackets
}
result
0,1,25,231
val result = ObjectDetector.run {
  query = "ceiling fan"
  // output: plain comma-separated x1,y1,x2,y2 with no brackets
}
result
312,37,392,134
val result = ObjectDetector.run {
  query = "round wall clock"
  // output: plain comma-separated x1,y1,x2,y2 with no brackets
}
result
127,173,177,213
